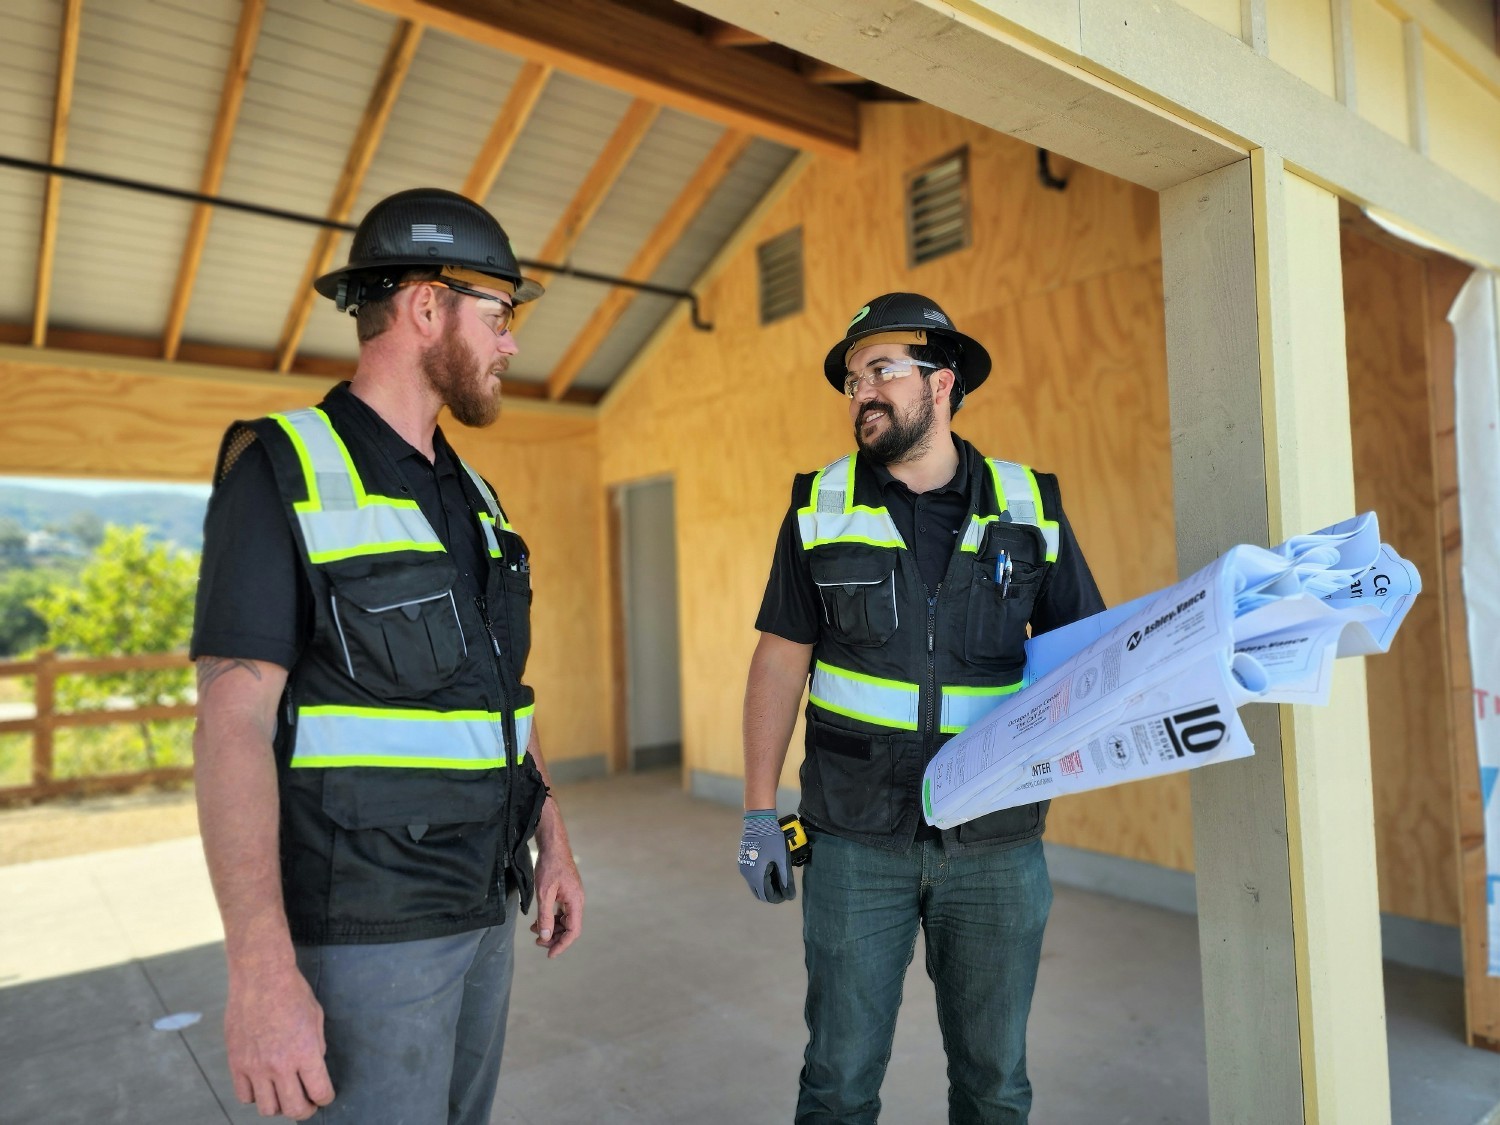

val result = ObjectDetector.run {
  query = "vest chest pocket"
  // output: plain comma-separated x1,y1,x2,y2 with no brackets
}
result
491,530,533,671
965,524,1046,665
809,549,900,648
328,561,467,701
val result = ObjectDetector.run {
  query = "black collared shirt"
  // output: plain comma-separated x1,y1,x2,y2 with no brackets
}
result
191,383,489,670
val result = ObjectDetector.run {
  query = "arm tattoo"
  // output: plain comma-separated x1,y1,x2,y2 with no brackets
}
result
196,656,264,693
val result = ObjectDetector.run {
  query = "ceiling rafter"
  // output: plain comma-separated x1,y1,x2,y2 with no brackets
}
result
274,20,424,374
31,0,84,349
802,61,866,85
702,18,769,47
349,0,858,155
545,128,751,400
162,0,267,362
460,60,552,203
507,98,660,338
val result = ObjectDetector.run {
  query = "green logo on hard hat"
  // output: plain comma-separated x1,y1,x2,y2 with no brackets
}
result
847,305,871,330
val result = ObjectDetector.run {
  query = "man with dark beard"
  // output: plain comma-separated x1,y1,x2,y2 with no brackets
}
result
739,293,1104,1124
191,189,583,1123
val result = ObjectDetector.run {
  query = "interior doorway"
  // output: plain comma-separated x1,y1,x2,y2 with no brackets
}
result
614,477,683,772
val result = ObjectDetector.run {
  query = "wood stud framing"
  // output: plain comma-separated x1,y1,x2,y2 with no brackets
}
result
273,21,424,374
31,0,84,349
545,129,752,399
507,98,661,338
162,0,267,361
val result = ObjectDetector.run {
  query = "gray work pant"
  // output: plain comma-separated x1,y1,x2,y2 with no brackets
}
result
295,897,519,1125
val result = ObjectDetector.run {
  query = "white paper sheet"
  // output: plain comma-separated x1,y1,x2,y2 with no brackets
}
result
922,512,1420,829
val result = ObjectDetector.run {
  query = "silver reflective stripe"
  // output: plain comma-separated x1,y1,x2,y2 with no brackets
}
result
988,460,1060,561
797,454,904,549
809,660,919,730
460,460,513,529
479,514,502,558
940,683,1023,734
272,408,444,564
290,703,536,768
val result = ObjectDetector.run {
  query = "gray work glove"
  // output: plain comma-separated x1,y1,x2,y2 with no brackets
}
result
739,809,795,904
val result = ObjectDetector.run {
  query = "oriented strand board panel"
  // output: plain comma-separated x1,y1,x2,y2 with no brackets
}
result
0,354,608,767
600,100,1190,870
1267,0,1338,97
1425,43,1500,207
1352,0,1412,143
1342,230,1459,925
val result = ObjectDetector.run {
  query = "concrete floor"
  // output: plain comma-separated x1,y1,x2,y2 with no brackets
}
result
3,769,1500,1124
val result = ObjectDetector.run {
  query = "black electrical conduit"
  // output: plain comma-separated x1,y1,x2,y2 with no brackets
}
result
0,153,715,331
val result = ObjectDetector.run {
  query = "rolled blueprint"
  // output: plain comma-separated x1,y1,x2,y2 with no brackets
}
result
921,513,1420,829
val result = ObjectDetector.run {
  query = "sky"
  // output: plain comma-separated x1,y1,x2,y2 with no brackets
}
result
0,476,212,499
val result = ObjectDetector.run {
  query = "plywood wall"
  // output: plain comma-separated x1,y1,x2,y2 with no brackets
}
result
1342,229,1459,925
598,100,1195,869
0,356,609,767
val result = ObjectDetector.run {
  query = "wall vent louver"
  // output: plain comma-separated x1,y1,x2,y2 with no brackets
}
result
905,148,971,266
757,226,804,325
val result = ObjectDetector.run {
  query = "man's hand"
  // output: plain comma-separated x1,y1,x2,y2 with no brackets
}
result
224,962,334,1120
739,809,795,904
530,804,585,958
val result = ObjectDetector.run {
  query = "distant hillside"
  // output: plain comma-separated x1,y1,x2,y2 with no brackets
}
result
0,485,208,553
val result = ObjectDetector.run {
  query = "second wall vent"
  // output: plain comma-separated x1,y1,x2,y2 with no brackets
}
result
905,148,971,267
757,226,804,325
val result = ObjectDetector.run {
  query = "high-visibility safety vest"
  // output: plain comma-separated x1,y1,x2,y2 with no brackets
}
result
228,386,546,945
790,439,1065,853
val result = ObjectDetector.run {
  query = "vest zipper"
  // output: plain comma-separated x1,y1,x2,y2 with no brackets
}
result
476,594,516,906
925,585,940,753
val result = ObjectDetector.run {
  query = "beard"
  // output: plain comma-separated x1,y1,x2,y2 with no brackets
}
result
420,323,504,428
854,384,935,465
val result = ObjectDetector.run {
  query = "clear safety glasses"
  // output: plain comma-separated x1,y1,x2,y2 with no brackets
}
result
401,278,514,338
842,357,939,398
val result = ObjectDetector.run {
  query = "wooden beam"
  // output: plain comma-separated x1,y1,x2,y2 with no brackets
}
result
460,60,551,203
703,18,768,47
801,61,865,85
32,0,83,349
508,98,660,338
162,0,266,361
546,129,750,399
274,21,423,374
350,0,858,156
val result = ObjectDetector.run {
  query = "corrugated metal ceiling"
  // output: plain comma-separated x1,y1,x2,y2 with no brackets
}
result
0,0,872,402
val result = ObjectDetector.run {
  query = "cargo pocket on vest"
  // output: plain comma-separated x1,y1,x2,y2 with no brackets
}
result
320,770,503,925
328,560,467,701
800,716,898,835
808,548,900,648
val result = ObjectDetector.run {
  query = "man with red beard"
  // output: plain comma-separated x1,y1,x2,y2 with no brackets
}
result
191,189,583,1123
740,294,1104,1123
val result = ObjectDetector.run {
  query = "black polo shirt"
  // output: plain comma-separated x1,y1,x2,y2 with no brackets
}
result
190,383,490,670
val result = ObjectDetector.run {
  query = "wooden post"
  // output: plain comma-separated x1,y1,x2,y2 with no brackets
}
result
1161,153,1390,1122
32,648,55,787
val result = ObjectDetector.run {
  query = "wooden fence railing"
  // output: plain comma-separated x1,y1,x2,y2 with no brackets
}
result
0,649,195,806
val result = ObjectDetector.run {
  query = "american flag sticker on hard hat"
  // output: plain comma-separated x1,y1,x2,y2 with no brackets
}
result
922,308,950,326
411,223,454,243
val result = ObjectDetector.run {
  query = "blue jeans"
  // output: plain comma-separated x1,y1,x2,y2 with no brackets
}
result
797,833,1051,1125
295,896,518,1125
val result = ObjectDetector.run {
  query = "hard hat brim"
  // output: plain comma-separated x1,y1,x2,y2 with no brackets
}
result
314,261,545,305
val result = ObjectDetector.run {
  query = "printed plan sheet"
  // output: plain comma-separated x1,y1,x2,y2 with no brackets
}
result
922,513,1420,829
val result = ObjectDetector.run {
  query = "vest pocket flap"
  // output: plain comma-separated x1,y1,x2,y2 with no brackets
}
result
330,559,460,612
808,547,897,587
321,770,502,830
976,521,1045,568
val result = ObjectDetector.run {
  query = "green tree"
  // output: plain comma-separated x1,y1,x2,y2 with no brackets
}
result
30,526,199,766
0,568,66,656
0,518,26,566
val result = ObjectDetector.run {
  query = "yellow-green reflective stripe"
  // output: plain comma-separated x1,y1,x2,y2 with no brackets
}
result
939,681,1023,734
291,706,524,768
797,453,905,550
270,409,445,561
809,660,919,731
990,460,1059,562
479,513,502,558
513,706,533,764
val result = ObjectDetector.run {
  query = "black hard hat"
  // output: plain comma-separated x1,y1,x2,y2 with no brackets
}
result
315,188,543,313
822,292,990,394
